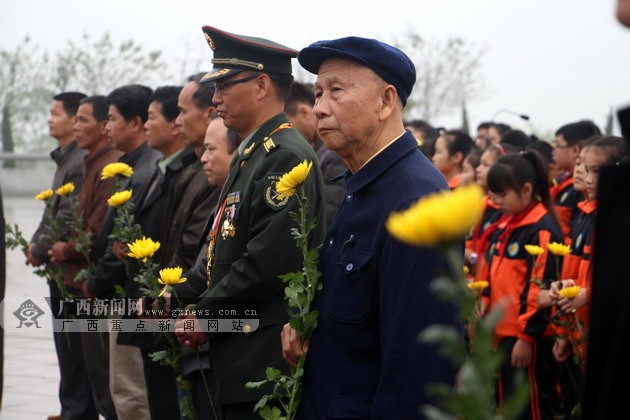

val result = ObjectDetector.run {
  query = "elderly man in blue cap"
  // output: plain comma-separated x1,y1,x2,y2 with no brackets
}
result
282,37,461,418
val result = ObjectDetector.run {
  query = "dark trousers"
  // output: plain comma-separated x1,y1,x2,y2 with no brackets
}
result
558,353,584,419
81,330,117,419
190,369,219,420
496,336,558,420
220,401,261,420
50,282,99,420
142,347,180,420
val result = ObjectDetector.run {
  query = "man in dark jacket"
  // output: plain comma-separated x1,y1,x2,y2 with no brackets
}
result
175,26,326,420
173,114,242,419
25,91,90,420
164,73,221,271
87,84,161,298
111,79,218,419
282,37,460,419
85,84,160,420
130,76,219,419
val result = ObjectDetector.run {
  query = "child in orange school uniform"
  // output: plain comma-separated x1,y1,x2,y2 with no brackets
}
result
466,144,516,279
480,151,563,420
431,129,475,190
460,147,482,187
548,137,629,408
537,137,595,419
550,120,601,243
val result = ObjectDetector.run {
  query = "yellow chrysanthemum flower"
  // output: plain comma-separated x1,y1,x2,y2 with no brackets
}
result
35,189,54,201
56,182,75,197
107,190,132,207
386,184,484,247
468,281,489,291
127,236,160,263
548,242,572,257
275,160,313,200
101,162,134,179
524,244,544,256
157,267,188,297
558,285,581,300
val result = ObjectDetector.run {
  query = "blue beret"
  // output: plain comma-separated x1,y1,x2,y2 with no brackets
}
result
298,36,416,106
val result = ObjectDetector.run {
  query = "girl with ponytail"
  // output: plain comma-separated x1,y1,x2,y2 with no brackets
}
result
479,150,563,420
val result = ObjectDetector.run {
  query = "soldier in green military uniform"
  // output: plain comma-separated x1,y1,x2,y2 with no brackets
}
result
175,26,326,419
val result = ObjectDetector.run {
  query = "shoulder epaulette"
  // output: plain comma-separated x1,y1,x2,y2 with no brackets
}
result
262,122,292,154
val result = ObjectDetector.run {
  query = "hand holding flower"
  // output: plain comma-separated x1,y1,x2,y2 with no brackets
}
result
557,287,587,313
281,323,309,369
112,241,127,260
549,279,576,301
48,242,68,264
175,313,208,350
552,338,571,362
25,243,45,267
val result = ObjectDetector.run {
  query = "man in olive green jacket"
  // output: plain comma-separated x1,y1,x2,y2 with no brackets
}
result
176,26,326,420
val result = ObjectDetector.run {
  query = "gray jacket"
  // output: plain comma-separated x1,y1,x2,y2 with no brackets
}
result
30,141,87,262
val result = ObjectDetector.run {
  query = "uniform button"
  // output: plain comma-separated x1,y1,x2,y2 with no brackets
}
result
328,237,335,247
345,263,354,271
345,194,353,202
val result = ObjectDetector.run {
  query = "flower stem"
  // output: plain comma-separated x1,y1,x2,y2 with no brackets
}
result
287,355,306,420
195,350,217,420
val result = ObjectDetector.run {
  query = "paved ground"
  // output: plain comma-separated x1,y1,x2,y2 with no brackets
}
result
1,197,62,419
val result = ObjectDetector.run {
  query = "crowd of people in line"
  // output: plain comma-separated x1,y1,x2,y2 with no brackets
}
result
406,116,629,419
11,18,630,420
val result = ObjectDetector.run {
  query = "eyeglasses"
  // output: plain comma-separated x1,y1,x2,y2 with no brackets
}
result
213,75,259,94
552,143,571,149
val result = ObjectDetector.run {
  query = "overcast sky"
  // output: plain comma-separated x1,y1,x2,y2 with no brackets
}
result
2,0,630,138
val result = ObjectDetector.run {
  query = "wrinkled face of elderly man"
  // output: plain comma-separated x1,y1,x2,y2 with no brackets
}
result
312,59,399,164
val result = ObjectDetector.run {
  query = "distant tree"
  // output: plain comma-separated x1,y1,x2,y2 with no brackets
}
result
0,37,52,159
1,33,172,153
393,30,486,124
50,32,171,95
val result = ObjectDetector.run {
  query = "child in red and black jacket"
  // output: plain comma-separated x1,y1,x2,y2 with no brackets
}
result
467,144,517,281
550,120,601,242
480,151,563,420
537,139,594,420
550,136,629,368
431,129,474,190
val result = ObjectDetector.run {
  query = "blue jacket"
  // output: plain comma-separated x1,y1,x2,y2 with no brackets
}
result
300,130,461,419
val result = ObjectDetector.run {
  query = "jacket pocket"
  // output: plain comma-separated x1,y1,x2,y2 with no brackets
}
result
328,395,373,419
329,248,373,324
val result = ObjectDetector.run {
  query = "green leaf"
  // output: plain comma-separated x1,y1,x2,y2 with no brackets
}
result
114,285,126,297
73,268,89,283
284,283,303,305
265,367,282,381
148,350,168,362
245,380,268,390
259,405,284,420
300,311,319,337
252,394,270,412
